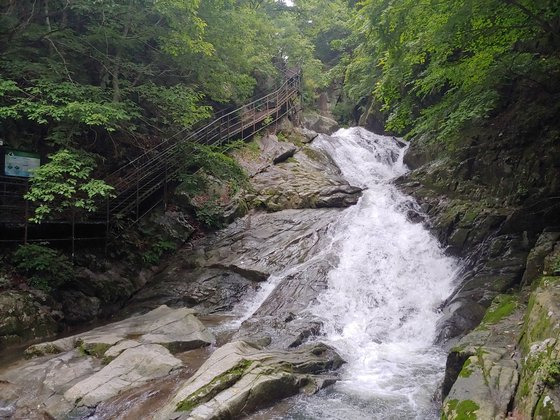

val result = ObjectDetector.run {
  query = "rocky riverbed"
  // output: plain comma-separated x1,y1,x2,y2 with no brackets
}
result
1,113,558,419
0,117,361,419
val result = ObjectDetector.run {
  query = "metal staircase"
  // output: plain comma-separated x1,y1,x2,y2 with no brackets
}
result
0,69,302,245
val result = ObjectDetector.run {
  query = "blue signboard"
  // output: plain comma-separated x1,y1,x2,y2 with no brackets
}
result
4,150,41,177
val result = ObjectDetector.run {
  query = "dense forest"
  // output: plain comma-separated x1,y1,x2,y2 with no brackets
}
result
2,0,557,179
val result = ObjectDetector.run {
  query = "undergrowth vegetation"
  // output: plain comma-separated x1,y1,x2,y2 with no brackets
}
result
12,244,74,292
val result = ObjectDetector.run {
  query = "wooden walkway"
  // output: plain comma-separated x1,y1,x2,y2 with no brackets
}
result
0,70,302,246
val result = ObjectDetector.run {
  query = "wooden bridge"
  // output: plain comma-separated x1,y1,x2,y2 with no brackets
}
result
0,69,302,247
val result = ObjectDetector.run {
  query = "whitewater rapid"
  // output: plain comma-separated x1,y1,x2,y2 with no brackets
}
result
250,127,459,419
303,128,457,418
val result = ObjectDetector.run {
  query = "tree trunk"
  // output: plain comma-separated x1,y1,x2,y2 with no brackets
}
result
112,11,132,102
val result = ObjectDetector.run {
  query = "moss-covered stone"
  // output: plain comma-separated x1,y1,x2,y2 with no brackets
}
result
514,275,560,417
76,340,112,358
176,359,253,412
442,398,480,420
458,358,474,378
478,294,518,327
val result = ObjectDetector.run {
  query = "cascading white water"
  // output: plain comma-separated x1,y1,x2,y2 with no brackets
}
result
292,127,458,419
242,127,458,419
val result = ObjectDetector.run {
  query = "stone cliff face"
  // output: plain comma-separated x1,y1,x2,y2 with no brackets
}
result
398,101,560,417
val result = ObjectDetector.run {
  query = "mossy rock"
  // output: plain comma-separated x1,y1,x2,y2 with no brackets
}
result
177,359,253,412
478,294,518,329
442,399,480,420
514,276,560,417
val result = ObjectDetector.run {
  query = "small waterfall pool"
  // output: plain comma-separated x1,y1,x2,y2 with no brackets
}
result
249,127,459,419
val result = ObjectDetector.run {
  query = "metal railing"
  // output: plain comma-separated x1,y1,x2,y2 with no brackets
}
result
0,69,302,245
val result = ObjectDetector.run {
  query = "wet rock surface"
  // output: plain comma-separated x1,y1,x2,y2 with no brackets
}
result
0,305,214,418
439,236,560,418
0,124,363,419
131,207,342,319
159,340,343,419
234,132,362,212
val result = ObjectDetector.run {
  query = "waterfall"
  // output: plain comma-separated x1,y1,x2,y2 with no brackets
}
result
288,128,457,419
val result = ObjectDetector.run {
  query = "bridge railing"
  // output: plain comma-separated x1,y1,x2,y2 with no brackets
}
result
0,69,302,245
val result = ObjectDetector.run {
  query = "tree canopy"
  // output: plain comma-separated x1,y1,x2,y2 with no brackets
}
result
340,0,560,139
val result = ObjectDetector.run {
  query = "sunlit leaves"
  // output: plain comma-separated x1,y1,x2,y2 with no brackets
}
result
346,0,560,139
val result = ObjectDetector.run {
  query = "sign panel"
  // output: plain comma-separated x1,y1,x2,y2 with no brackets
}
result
4,150,41,178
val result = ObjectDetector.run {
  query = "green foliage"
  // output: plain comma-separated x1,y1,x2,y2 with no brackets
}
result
542,360,560,387
0,0,300,155
136,84,212,129
193,199,226,230
343,0,560,139
179,143,249,193
141,239,177,266
25,150,114,223
551,256,560,275
12,244,74,292
177,142,249,229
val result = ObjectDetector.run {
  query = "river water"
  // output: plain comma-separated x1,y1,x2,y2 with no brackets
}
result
0,128,458,419
250,127,459,419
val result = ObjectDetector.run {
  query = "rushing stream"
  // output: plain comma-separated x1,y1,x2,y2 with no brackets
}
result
249,127,459,419
0,128,460,419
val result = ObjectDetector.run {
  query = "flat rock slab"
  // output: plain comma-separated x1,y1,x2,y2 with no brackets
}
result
64,343,182,407
1,306,213,418
0,349,102,418
27,305,214,358
156,340,343,419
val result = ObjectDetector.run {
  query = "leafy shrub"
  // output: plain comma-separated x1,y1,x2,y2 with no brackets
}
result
194,199,225,229
179,142,249,192
12,244,74,292
25,149,115,223
141,239,177,266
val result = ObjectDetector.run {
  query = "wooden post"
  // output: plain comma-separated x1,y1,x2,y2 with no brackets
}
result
252,104,256,135
136,178,140,221
71,207,76,261
23,180,29,244
163,166,168,211
227,114,231,140
105,197,110,256
275,90,280,128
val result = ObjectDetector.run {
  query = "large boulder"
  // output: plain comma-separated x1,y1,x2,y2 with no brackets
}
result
61,263,153,323
249,148,362,212
174,171,249,228
232,134,297,177
0,290,59,350
64,344,181,407
156,340,343,419
26,305,214,358
442,294,524,419
302,112,339,135
513,276,560,419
